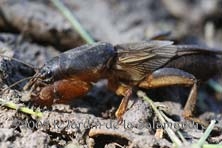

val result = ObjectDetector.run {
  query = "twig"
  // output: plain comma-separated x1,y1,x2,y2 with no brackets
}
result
51,0,95,44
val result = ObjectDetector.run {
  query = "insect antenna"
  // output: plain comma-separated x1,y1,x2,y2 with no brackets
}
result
0,76,34,94
23,72,41,91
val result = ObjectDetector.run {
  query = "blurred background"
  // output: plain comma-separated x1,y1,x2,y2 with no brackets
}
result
0,0,222,147
1,0,222,48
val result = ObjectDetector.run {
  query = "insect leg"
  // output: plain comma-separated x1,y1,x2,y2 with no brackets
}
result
107,77,133,121
114,85,132,121
138,67,209,126
33,77,91,106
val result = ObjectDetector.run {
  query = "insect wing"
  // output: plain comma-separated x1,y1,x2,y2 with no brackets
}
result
115,40,177,73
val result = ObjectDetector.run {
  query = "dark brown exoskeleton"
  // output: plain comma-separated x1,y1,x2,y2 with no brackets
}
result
24,41,222,126
24,43,116,105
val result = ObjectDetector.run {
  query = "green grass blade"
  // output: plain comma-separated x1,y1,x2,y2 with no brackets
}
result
0,98,42,118
51,0,95,44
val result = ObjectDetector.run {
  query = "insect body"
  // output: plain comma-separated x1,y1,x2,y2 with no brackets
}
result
112,41,222,125
25,41,222,125
26,42,116,105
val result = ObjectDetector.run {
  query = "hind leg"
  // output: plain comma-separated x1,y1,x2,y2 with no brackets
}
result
139,68,209,126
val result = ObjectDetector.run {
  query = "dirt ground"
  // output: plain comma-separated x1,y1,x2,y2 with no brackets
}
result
0,0,222,148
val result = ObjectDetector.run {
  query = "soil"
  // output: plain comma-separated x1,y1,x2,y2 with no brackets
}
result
0,0,222,148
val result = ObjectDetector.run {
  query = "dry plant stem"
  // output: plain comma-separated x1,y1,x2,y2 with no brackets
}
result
159,110,188,143
176,131,187,144
0,99,42,118
193,120,216,148
202,144,222,148
137,91,222,148
51,0,95,44
137,91,182,147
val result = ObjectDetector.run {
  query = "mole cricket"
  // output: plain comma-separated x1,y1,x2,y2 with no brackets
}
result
3,41,222,125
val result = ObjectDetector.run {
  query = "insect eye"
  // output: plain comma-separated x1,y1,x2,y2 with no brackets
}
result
45,71,52,78
40,67,52,79
40,70,53,83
